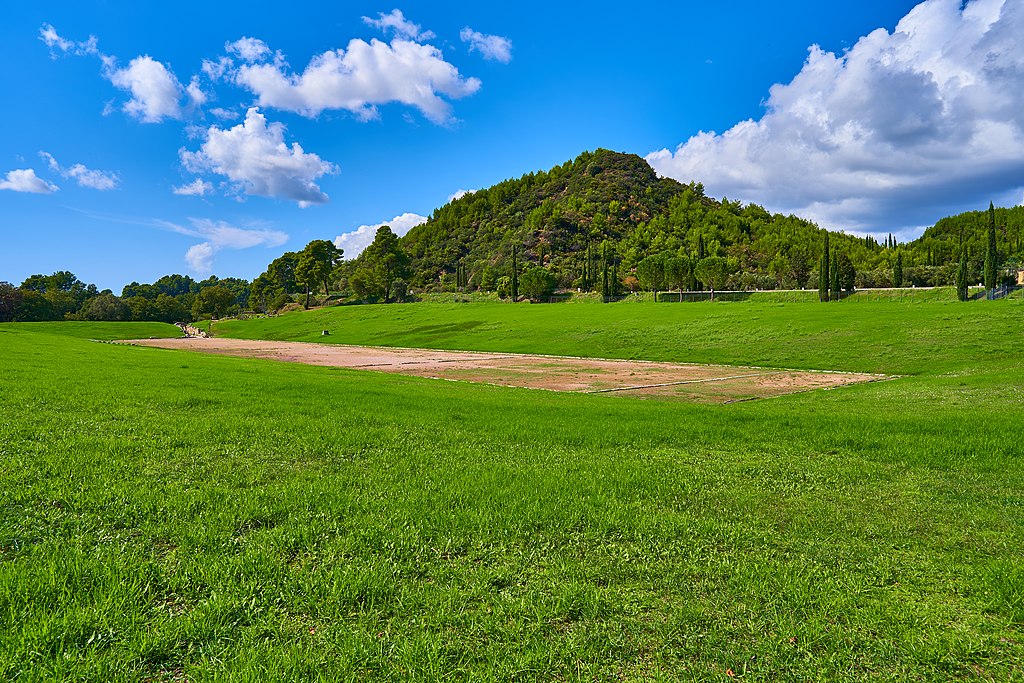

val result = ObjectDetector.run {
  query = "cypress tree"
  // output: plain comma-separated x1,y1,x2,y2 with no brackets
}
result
829,252,840,301
893,252,903,287
585,244,593,290
956,246,969,301
984,201,998,290
601,243,610,301
511,245,519,301
819,232,830,302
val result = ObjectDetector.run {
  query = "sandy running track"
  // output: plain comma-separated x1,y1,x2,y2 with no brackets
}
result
123,337,888,403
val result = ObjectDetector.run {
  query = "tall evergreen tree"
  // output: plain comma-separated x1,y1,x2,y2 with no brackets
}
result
956,246,969,301
818,232,830,302
984,201,998,290
829,252,841,301
893,252,904,287
511,245,519,301
601,242,610,301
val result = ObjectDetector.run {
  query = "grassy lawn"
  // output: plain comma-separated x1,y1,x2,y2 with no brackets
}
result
1,300,1022,681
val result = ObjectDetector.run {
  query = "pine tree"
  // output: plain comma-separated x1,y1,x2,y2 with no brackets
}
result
956,246,969,302
818,232,831,302
984,201,998,290
893,252,903,287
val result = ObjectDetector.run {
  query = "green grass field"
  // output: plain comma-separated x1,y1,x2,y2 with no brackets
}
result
1,299,1022,681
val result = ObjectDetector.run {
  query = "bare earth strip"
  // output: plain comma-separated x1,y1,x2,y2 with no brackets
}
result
123,337,888,403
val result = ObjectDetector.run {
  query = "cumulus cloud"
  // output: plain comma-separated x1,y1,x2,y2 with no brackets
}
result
172,178,214,196
234,38,481,123
201,56,233,81
40,152,119,190
334,212,427,258
0,169,58,194
647,0,1024,234
106,55,185,122
40,24,186,123
180,107,336,206
362,9,435,41
460,28,512,63
226,37,271,63
161,217,288,275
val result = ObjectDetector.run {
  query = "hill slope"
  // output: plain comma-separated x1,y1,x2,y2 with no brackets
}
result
395,148,886,291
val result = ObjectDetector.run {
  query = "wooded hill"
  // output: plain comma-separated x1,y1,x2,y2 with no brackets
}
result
361,148,1021,292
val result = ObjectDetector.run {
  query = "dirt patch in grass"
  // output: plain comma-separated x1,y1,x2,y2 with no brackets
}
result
123,338,888,403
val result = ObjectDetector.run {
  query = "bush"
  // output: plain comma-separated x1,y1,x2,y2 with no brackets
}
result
269,292,294,312
519,267,557,300
496,276,513,299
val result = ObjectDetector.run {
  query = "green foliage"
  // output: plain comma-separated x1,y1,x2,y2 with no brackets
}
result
984,201,998,290
191,285,237,320
693,256,733,298
349,267,386,302
893,252,904,287
636,253,668,294
269,291,295,312
296,240,344,303
79,293,131,321
495,275,512,299
819,232,830,302
836,252,856,293
391,149,913,296
360,226,410,303
0,282,22,322
956,247,969,301
519,266,557,300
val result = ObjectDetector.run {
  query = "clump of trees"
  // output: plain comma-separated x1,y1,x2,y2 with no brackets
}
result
0,271,251,323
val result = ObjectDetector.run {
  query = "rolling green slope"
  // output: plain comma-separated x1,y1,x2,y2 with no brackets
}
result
0,320,181,340
2,309,1022,680
212,296,1021,376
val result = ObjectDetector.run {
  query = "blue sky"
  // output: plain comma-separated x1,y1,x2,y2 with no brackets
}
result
2,0,1021,292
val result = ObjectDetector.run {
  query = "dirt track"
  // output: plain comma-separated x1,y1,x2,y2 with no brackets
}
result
124,337,887,403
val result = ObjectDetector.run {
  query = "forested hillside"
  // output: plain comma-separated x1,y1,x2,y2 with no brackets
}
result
389,149,892,292
364,148,1021,293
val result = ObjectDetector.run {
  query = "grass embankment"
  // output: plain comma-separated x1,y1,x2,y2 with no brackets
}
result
214,295,1018,376
0,320,181,341
1,301,1023,681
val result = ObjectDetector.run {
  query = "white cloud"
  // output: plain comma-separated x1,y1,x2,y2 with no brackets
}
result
39,23,97,57
180,107,336,206
185,242,217,273
334,212,427,258
172,178,214,196
202,56,233,81
40,152,119,190
647,0,1024,234
362,9,435,41
161,217,288,275
107,55,184,123
234,38,481,123
460,28,512,63
209,107,240,120
40,24,185,123
0,169,58,194
448,188,476,202
186,75,207,107
226,37,271,63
